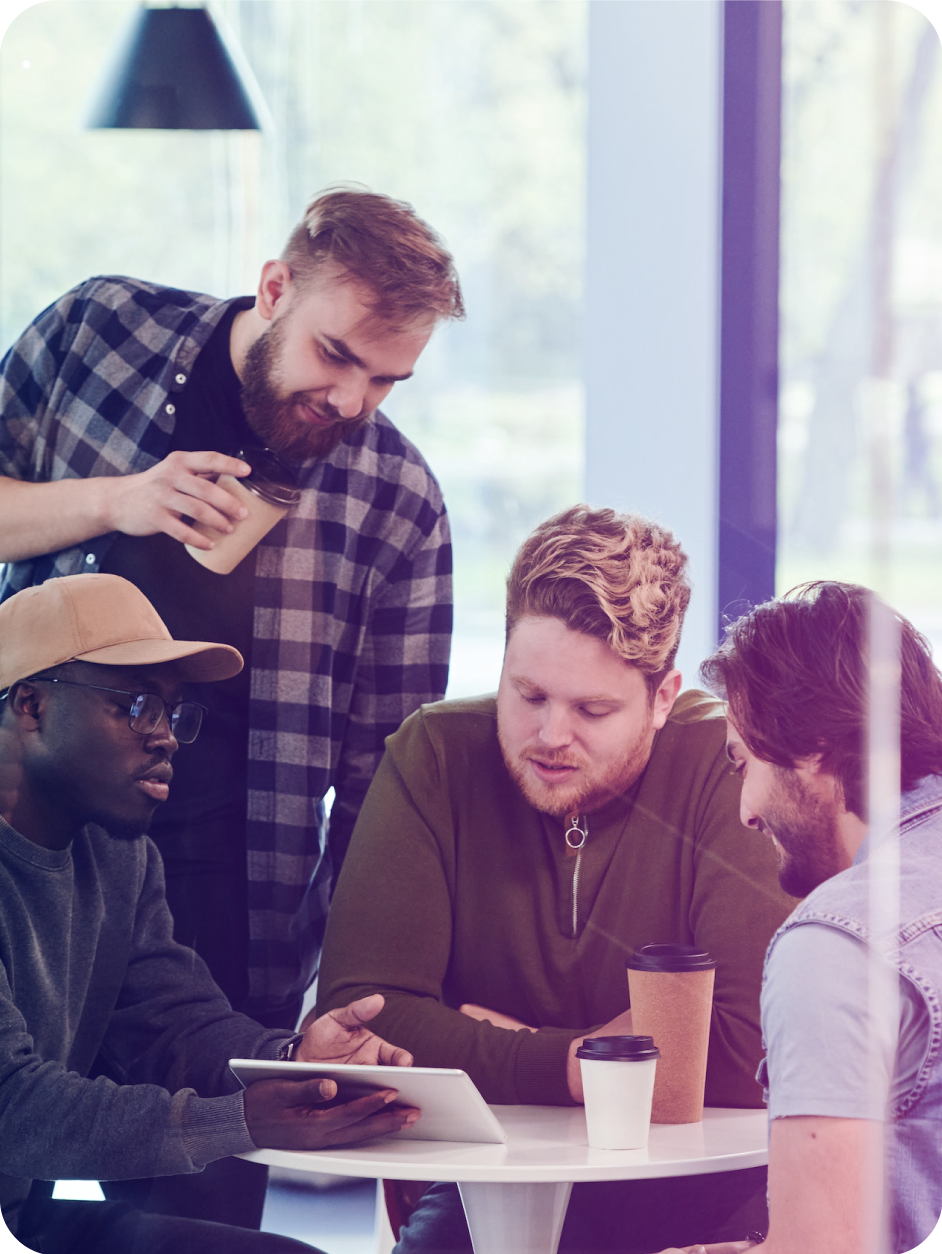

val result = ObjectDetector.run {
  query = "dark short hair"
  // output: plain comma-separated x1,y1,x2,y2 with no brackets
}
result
505,505,691,692
700,581,942,817
281,185,464,329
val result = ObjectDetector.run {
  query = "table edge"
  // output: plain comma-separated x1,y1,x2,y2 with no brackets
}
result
242,1106,769,1184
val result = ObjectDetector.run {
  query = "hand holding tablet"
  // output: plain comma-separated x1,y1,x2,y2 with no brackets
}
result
230,1060,507,1144
239,1070,420,1151
232,994,505,1149
233,993,420,1153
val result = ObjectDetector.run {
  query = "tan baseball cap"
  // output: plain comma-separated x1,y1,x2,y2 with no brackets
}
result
0,574,243,690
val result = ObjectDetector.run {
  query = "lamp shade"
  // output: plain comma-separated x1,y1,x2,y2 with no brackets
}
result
85,5,265,130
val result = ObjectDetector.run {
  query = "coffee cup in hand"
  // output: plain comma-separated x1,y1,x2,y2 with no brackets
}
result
185,447,301,575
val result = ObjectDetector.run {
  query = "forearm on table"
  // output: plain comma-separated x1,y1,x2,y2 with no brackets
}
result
0,474,117,562
318,983,577,1105
318,863,580,1104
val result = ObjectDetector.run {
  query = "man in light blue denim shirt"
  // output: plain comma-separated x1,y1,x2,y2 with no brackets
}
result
656,581,942,1254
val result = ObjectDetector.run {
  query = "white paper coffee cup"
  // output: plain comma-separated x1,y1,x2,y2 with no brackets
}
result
577,1035,660,1150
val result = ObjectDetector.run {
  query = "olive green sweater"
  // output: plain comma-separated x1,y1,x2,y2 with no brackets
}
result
318,692,794,1107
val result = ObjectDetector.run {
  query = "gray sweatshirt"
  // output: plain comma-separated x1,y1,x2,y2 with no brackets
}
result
0,816,292,1236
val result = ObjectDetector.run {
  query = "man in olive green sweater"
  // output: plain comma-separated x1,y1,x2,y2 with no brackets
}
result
317,505,794,1253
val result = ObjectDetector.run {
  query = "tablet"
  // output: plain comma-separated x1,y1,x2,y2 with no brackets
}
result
229,1059,507,1144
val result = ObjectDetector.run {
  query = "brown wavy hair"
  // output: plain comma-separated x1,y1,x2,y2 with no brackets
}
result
505,505,691,692
700,581,942,818
281,185,464,330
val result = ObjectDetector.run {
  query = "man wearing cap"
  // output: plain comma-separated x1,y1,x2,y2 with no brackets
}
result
0,573,418,1254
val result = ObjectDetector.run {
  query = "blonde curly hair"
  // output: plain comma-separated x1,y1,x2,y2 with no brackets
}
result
506,505,691,685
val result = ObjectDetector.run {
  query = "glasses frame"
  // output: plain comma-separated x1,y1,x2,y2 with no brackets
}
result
21,675,206,744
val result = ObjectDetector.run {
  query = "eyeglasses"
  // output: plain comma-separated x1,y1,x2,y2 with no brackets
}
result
24,676,206,744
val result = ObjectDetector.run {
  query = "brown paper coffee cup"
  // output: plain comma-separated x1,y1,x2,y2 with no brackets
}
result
626,944,715,1124
185,447,300,575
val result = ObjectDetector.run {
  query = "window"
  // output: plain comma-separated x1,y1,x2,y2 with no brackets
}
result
778,0,942,654
0,0,588,694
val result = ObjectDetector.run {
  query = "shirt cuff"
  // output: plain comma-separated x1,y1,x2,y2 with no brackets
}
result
181,1090,259,1165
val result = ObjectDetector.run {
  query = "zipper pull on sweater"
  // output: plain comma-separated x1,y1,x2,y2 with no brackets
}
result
564,815,588,937
564,814,587,851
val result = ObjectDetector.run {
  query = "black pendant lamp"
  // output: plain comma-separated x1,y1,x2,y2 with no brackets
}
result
85,4,265,130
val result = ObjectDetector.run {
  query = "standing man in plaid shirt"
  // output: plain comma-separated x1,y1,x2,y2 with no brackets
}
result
0,187,462,1228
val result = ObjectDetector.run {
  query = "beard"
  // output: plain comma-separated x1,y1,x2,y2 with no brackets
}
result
760,766,845,898
497,723,655,818
240,318,368,462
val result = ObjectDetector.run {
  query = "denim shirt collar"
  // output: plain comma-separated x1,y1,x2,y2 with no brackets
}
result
852,773,942,867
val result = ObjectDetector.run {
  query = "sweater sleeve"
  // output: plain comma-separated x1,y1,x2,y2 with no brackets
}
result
0,965,258,1183
0,840,289,1185
96,838,291,1096
317,709,578,1106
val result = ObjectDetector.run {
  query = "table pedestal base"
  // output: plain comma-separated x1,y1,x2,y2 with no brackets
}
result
458,1180,573,1254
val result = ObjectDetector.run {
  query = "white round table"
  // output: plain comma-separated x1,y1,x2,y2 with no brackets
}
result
245,1105,768,1254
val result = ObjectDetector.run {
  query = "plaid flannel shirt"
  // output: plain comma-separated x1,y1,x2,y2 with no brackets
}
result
0,276,453,1017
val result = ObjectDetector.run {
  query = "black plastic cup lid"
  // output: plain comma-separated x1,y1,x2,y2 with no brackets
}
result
576,1035,660,1061
237,446,302,506
625,944,716,973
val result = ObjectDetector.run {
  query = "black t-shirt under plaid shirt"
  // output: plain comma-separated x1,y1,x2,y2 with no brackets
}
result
0,275,453,1018
100,298,259,1008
